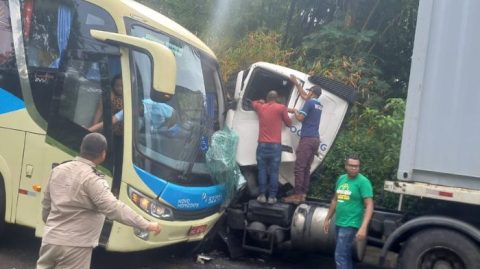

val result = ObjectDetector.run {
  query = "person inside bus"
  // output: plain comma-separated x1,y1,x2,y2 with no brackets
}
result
88,98,181,137
92,74,124,133
91,74,124,174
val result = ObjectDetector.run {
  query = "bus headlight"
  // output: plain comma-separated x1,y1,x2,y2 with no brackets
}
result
128,186,173,220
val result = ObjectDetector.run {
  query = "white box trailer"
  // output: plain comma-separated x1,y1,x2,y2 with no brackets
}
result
377,0,480,268
395,0,480,190
385,0,480,204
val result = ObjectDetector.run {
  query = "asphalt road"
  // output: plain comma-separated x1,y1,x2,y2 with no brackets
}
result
0,224,390,269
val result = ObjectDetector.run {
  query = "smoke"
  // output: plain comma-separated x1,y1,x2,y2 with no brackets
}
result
204,0,234,41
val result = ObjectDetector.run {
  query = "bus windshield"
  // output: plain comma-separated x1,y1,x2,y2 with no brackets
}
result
129,24,223,187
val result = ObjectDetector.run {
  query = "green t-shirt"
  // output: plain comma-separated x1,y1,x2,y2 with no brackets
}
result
334,173,373,228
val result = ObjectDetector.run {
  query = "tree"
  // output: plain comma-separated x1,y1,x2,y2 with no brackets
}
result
136,0,214,36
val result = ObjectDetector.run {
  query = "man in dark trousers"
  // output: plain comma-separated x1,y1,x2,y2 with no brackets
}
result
252,90,292,204
323,156,374,269
37,133,161,269
284,75,323,203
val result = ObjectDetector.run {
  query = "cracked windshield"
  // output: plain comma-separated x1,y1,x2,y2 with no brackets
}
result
130,25,223,186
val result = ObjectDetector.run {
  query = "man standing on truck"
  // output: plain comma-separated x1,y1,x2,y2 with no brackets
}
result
284,74,322,203
323,156,374,269
252,90,292,204
37,133,161,269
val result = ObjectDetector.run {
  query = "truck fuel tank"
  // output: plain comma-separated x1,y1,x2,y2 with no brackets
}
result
291,204,367,261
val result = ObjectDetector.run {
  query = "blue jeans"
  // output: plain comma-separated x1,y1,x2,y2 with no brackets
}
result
335,226,357,269
256,143,282,197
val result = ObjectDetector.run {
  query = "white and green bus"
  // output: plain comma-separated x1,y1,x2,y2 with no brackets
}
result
0,0,226,251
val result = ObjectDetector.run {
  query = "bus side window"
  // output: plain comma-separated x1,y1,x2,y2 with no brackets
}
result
0,0,22,100
21,0,71,121
23,0,67,68
45,0,119,172
59,60,104,127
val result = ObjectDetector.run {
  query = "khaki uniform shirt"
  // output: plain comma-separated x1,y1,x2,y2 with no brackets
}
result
42,157,150,248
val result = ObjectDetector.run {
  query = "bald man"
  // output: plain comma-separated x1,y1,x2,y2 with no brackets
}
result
37,133,161,269
252,91,292,204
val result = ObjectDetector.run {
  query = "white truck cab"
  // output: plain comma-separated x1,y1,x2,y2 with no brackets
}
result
225,62,355,191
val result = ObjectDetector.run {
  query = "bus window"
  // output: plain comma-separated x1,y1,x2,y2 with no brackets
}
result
45,0,119,173
59,60,104,127
129,23,224,187
0,0,15,68
201,60,223,131
22,0,119,122
23,0,66,68
0,0,22,101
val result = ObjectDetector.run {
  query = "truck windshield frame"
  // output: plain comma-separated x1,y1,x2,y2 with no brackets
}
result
127,20,224,187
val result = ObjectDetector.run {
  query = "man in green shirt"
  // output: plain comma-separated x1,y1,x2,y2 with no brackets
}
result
323,156,374,269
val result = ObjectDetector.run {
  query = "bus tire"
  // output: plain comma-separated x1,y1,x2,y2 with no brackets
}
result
397,228,480,269
0,175,5,236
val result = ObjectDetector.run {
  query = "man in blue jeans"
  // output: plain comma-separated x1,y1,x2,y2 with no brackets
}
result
252,91,292,204
323,156,374,269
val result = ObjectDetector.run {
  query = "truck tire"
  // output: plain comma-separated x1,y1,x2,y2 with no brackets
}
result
398,228,480,269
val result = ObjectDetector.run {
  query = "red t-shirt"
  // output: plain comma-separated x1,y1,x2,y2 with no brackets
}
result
252,100,292,144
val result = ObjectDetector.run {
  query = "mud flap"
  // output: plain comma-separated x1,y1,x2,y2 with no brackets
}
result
218,230,245,259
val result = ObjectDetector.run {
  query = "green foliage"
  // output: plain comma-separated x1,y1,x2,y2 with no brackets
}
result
213,31,296,83
136,0,215,35
308,56,391,109
310,98,405,208
303,22,376,58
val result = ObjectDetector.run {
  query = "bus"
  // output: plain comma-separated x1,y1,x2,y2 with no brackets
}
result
0,0,226,251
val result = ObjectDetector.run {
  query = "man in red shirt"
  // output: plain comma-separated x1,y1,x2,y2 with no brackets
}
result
252,91,292,204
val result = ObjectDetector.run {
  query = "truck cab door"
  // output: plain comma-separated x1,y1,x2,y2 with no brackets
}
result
226,62,354,188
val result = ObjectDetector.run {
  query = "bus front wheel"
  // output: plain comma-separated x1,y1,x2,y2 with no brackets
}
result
398,228,480,269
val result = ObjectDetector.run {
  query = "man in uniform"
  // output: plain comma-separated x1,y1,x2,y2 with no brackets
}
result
36,133,161,269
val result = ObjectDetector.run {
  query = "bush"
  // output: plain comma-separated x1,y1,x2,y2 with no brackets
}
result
310,98,405,209
212,31,296,83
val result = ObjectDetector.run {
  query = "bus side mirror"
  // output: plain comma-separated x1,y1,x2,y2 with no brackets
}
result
90,30,176,100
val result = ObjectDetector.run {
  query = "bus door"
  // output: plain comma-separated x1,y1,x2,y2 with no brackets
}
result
45,52,117,184
11,0,122,230
36,0,121,183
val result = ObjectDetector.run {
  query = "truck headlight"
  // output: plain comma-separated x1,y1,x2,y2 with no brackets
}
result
128,186,173,220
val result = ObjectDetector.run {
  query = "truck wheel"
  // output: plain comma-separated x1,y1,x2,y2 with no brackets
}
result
398,228,480,269
0,176,5,236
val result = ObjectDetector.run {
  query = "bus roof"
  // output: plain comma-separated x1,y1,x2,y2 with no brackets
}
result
89,0,216,59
